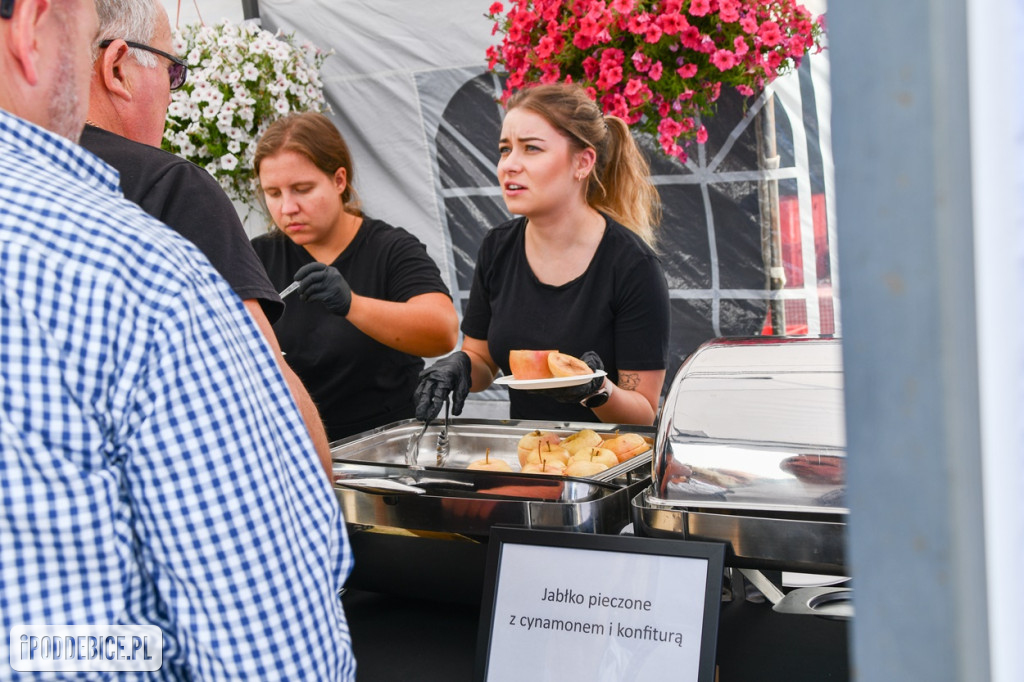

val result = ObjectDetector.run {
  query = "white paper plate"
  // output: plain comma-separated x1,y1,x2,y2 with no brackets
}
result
493,370,606,390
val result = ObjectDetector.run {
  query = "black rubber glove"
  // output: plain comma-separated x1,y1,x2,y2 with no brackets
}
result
294,262,352,316
414,351,472,422
525,351,605,403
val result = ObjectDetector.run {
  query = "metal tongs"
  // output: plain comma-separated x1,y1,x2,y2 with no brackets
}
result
435,398,451,467
404,397,451,468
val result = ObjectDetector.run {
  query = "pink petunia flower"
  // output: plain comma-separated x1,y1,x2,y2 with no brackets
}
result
626,12,651,34
611,0,634,13
657,12,689,35
624,77,646,98
718,0,740,23
489,2,504,15
648,61,663,81
758,21,783,46
658,116,684,137
535,34,557,59
662,0,683,15
736,84,754,96
601,47,625,65
689,0,711,17
680,26,702,49
596,63,623,90
624,78,652,106
740,14,758,34
573,31,597,50
676,63,697,79
539,62,561,83
632,50,653,72
600,92,629,118
696,125,708,144
711,49,738,71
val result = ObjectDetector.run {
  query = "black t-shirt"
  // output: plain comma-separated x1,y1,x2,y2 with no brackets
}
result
79,125,283,323
462,216,670,422
251,218,451,441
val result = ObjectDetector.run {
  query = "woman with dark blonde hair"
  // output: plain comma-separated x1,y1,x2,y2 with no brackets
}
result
416,83,670,426
252,112,458,441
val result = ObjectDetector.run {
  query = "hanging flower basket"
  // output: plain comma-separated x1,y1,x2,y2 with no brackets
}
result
486,0,825,162
162,19,332,204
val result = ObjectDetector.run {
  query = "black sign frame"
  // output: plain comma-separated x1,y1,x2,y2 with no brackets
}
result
473,527,725,682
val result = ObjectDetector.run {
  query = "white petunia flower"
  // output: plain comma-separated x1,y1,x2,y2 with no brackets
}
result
162,20,330,202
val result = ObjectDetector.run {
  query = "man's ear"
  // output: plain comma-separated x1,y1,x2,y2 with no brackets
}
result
6,0,51,86
99,39,133,101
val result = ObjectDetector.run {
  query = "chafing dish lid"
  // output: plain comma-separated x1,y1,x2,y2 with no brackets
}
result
652,337,846,513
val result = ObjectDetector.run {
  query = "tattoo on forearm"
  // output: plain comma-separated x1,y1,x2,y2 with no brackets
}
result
618,372,640,391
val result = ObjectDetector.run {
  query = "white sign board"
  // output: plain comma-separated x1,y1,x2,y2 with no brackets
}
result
475,528,724,682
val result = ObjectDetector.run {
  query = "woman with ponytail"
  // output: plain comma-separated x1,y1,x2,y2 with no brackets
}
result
416,83,670,426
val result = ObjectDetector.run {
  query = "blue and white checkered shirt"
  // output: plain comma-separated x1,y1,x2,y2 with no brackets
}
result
0,110,356,681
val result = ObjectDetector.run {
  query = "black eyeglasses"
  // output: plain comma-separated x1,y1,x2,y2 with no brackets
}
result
99,39,188,91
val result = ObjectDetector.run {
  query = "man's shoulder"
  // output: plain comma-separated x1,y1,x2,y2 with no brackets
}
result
250,231,294,259
80,125,185,170
79,126,218,197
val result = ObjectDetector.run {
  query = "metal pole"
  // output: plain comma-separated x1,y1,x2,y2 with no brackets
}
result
241,0,259,20
830,0,990,679
756,94,786,334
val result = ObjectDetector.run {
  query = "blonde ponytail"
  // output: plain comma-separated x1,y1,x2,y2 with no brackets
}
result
590,115,660,248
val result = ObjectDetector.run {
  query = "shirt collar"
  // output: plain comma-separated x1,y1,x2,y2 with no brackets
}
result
0,108,121,195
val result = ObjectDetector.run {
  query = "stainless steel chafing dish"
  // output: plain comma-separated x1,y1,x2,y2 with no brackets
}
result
331,418,654,602
632,336,847,577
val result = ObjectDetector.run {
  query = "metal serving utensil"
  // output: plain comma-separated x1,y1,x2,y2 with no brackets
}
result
435,398,451,466
405,419,429,468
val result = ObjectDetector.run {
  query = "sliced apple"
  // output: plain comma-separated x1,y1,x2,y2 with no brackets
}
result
509,350,557,380
547,352,592,377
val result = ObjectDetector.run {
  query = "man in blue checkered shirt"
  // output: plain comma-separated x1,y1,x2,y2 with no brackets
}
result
0,1,356,679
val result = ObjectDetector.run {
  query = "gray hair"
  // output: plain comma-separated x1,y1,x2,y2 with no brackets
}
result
95,0,163,68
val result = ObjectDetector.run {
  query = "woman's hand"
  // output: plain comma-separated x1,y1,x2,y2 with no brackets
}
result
524,350,605,403
413,351,472,422
294,262,352,316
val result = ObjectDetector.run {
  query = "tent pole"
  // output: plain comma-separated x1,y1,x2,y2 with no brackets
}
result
241,0,259,19
757,93,786,334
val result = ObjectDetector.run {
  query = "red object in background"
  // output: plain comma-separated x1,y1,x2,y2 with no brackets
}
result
761,194,835,336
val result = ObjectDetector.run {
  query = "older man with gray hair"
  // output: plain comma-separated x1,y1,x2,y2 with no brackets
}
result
81,0,334,476
1,0,356,677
